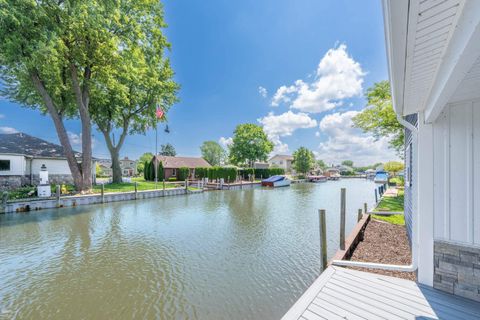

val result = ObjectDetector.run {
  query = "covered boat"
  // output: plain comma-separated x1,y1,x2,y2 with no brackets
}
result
307,175,327,183
374,171,389,184
261,175,291,187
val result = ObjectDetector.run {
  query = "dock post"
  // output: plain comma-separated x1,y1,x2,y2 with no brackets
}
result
56,185,61,207
101,183,105,203
163,179,166,196
319,209,327,272
185,179,188,191
2,191,8,211
375,189,378,203
340,188,346,250
357,208,362,222
364,202,368,215
134,182,138,200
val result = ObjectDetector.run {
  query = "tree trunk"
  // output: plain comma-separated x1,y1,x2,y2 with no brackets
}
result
30,72,85,190
70,63,93,192
101,122,129,184
111,150,122,183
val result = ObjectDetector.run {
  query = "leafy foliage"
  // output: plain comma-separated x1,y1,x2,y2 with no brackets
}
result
160,143,176,156
384,161,404,176
176,167,189,181
138,153,154,174
200,141,226,166
341,160,353,167
293,147,314,175
228,124,273,167
352,81,404,156
253,168,285,179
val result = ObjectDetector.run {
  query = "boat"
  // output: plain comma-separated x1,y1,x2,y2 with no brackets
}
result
374,171,389,184
307,175,327,183
261,175,291,187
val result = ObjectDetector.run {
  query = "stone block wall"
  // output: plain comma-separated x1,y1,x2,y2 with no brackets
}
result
0,176,23,191
434,240,480,302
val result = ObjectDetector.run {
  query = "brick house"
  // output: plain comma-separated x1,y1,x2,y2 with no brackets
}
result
152,155,211,180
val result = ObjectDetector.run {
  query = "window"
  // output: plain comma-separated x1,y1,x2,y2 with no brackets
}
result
279,160,283,165
0,160,10,171
172,168,177,176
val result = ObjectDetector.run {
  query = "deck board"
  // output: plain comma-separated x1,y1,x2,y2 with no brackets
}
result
281,266,480,320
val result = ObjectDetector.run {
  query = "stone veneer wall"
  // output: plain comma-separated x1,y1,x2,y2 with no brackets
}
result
434,240,480,302
0,174,74,191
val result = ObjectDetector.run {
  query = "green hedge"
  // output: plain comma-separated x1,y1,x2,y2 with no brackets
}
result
254,168,284,179
177,167,189,181
145,160,164,181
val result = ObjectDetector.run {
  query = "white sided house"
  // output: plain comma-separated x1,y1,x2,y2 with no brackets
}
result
0,132,94,190
268,154,294,172
384,0,480,301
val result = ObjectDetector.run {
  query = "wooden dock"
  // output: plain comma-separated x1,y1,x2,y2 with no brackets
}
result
282,266,480,320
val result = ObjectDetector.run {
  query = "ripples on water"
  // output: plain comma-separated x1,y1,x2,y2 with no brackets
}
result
0,180,376,319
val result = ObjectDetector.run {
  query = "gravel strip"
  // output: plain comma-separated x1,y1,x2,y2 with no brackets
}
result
347,219,416,281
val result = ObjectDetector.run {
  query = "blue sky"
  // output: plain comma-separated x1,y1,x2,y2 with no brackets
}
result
0,0,398,166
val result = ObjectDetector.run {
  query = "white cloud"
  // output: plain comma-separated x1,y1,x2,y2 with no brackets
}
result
317,111,398,166
258,111,317,155
68,131,96,148
315,131,320,137
219,136,233,148
258,86,268,98
0,126,18,134
271,44,364,113
258,111,317,137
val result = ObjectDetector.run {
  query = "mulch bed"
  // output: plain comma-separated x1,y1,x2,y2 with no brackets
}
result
347,218,416,281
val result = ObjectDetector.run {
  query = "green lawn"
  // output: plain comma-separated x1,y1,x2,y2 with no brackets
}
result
92,178,185,193
371,214,405,225
372,189,405,225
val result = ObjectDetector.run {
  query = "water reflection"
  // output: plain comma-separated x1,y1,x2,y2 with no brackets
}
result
0,180,376,319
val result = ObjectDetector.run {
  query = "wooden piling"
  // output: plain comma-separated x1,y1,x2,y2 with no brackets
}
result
319,209,327,272
357,208,362,222
375,189,378,203
364,202,368,215
340,188,346,250
134,182,138,200
55,185,60,207
101,183,105,203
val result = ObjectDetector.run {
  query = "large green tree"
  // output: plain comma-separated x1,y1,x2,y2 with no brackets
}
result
384,161,404,176
352,81,404,156
228,124,273,167
200,141,226,166
137,152,154,175
90,1,178,183
160,143,176,156
293,147,314,176
0,0,176,190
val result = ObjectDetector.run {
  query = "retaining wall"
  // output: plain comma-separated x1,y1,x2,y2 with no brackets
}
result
2,188,200,214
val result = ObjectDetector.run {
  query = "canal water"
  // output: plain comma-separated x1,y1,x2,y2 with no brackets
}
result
0,179,376,319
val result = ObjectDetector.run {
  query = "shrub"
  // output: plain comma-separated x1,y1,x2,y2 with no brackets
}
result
177,167,189,181
254,168,284,179
168,177,177,181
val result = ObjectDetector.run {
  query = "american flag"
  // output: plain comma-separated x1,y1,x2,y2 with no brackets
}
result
156,108,164,119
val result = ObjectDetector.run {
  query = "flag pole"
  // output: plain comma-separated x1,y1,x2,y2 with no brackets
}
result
155,121,158,189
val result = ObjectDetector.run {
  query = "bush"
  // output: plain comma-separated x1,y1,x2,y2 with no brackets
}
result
143,160,148,180
177,167,189,181
168,177,177,181
254,168,285,179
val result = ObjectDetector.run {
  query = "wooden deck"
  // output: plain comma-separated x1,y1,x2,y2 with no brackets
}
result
282,266,480,320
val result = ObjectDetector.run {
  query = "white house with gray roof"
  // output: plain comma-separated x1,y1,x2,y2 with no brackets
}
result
0,132,95,190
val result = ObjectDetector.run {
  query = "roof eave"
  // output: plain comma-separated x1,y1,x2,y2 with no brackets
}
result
382,0,409,116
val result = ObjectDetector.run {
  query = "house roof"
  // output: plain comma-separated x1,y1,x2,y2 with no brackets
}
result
0,132,82,159
383,0,480,122
153,155,211,168
269,154,293,161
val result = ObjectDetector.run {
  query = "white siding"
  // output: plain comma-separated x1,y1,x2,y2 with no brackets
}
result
31,158,71,175
433,100,480,245
0,155,26,176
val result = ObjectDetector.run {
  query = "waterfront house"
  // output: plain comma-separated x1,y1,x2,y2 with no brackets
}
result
268,154,294,172
384,0,480,301
119,157,137,176
323,167,340,178
152,155,211,179
0,132,96,190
